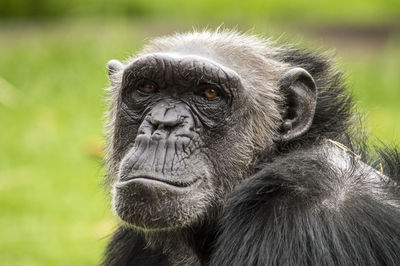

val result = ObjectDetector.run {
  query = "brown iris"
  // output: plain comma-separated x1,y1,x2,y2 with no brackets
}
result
137,82,157,94
203,88,218,99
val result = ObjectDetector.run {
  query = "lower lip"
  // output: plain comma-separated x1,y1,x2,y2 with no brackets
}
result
115,177,196,188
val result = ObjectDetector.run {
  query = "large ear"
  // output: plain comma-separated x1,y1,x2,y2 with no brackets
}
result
107,59,125,86
277,67,317,142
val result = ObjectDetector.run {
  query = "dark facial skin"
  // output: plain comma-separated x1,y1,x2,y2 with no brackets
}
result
112,53,244,229
111,49,317,231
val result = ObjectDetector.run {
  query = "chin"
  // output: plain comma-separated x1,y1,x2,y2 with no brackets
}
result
112,176,212,230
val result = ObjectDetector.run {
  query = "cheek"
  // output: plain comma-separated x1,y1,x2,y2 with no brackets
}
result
111,108,141,163
205,127,257,187
196,104,230,127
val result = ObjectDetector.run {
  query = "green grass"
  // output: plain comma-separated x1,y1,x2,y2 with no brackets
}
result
343,38,400,144
0,19,399,265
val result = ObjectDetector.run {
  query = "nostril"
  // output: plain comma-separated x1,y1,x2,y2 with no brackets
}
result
137,119,156,136
151,129,168,140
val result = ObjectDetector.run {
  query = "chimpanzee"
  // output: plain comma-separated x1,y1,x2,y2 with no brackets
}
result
102,30,400,265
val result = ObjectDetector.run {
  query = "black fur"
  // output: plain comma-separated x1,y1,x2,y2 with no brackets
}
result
211,149,400,265
102,227,169,265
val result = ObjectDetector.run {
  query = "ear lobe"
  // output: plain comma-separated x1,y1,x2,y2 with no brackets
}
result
107,59,125,86
278,67,317,142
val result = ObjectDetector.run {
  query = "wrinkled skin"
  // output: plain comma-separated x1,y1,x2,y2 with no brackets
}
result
112,53,246,229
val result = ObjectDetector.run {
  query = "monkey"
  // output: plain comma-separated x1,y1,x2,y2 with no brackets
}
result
102,30,400,265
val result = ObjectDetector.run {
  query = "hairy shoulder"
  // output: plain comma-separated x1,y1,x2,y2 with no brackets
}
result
211,141,400,265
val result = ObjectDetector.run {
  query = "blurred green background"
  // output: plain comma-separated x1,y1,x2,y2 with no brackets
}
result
0,0,399,265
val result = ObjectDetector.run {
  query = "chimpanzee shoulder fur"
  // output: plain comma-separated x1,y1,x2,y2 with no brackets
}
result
212,145,400,265
102,30,400,266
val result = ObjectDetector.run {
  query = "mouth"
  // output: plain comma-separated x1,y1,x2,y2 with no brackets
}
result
116,173,200,188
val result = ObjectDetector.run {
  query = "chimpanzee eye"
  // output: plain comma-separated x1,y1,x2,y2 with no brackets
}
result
203,88,218,99
137,81,158,94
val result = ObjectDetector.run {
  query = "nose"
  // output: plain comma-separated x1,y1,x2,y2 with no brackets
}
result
148,104,183,129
